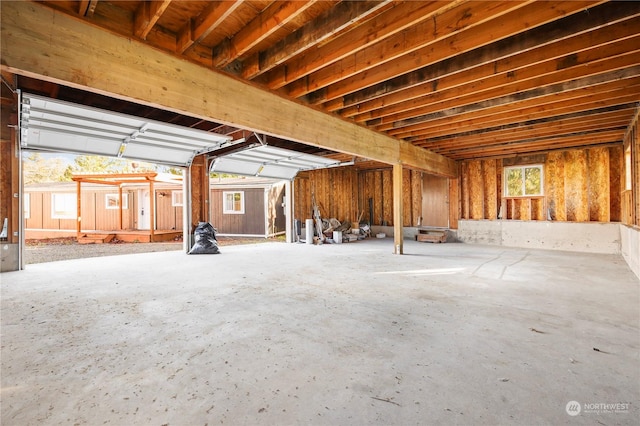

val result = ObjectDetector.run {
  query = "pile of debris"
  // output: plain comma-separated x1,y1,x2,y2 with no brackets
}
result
306,194,370,244
316,217,370,244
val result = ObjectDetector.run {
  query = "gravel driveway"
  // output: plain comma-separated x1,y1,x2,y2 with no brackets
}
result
24,241,183,264
24,237,276,264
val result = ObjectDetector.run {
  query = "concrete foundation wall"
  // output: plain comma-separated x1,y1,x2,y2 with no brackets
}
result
456,220,621,254
620,225,640,280
1,243,20,272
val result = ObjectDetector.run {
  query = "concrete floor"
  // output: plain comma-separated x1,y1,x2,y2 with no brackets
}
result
1,239,638,425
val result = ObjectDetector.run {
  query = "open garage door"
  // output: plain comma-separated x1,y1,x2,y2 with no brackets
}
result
19,93,231,167
210,145,341,180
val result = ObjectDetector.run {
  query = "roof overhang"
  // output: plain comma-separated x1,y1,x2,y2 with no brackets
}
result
19,93,232,167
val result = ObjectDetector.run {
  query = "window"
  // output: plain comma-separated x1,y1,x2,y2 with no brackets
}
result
24,194,30,219
51,193,76,219
105,193,128,209
172,190,183,207
504,165,543,197
223,191,244,214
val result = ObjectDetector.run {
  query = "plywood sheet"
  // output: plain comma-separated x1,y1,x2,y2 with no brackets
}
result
468,160,484,219
546,152,566,221
382,169,393,225
482,159,497,219
402,169,412,226
609,145,623,222
564,150,588,222
587,147,610,222
411,170,422,226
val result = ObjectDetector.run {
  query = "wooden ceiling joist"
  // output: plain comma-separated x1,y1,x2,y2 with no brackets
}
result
334,1,640,115
134,0,172,40
177,1,243,54
212,0,318,69
341,17,640,120
391,87,640,141
0,0,456,177
304,1,600,105
236,0,393,79
256,0,448,91
3,0,637,163
375,67,640,132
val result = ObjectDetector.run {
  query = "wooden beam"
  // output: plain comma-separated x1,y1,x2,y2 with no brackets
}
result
0,1,456,177
238,0,392,79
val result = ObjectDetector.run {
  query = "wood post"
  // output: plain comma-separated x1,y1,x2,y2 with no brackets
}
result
118,185,123,230
76,180,81,239
149,180,155,241
393,163,403,255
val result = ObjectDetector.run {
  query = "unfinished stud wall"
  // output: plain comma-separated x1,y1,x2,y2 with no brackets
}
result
294,168,358,225
622,108,640,227
0,84,18,244
294,167,424,227
460,146,624,223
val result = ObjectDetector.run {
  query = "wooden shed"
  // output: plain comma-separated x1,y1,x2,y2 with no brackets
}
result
210,177,286,238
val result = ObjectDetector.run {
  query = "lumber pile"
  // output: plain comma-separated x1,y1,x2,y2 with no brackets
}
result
416,228,448,243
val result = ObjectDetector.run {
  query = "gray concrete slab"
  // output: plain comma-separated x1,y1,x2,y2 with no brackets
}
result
1,239,639,425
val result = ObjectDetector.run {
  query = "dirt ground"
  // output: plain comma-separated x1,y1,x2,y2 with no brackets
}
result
24,236,282,264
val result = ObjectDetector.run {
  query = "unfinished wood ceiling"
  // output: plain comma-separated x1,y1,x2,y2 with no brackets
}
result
28,1,640,162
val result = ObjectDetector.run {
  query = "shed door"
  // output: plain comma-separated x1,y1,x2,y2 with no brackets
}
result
422,174,449,228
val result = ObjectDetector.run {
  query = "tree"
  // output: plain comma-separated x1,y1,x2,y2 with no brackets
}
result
62,155,159,179
22,152,69,184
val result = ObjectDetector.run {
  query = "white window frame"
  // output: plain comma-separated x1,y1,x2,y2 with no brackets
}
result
504,164,544,197
223,191,245,214
172,190,183,207
24,193,30,219
51,193,77,219
105,193,128,210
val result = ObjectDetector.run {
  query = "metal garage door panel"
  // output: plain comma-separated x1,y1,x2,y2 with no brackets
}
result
211,157,263,176
211,145,340,180
20,93,231,166
25,128,123,157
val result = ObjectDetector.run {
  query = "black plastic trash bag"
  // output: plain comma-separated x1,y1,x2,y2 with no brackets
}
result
189,222,220,254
